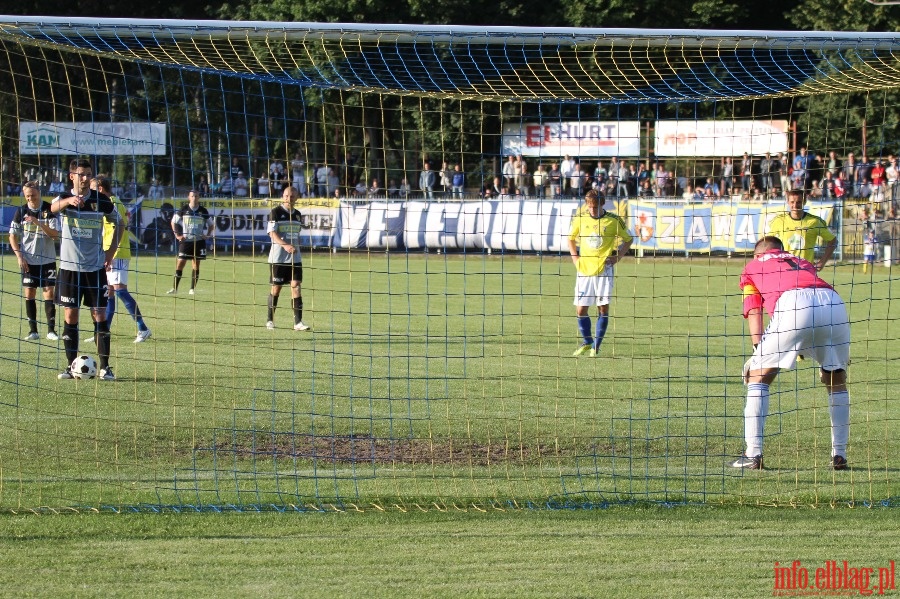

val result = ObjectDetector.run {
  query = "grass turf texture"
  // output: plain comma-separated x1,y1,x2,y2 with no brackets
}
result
0,250,897,510
1,507,898,598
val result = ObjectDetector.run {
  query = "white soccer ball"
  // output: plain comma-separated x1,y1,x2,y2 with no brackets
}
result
71,355,97,379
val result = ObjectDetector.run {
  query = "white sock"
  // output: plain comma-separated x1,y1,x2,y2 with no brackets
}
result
829,390,850,457
745,383,769,457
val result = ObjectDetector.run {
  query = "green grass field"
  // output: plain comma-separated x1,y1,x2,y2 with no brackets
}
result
1,250,898,597
0,250,897,511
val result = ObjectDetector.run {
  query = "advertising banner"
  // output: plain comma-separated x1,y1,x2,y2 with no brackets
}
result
628,200,835,253
654,120,789,157
502,121,641,158
19,121,167,156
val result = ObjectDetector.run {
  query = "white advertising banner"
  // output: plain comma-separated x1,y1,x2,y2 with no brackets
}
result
501,121,641,158
654,120,789,157
19,121,168,155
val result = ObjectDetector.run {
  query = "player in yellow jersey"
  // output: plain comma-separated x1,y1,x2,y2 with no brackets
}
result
765,190,837,271
567,189,633,357
86,177,151,344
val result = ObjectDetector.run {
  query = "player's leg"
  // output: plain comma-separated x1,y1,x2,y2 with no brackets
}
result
268,263,284,328
592,266,614,354
55,270,83,378
572,275,593,356
169,257,188,293
90,270,113,380
42,280,57,340
822,368,850,470
190,253,202,294
23,283,39,339
290,264,309,331
811,290,851,470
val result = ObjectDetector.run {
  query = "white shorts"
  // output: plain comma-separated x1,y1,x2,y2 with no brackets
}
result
574,265,614,307
107,258,129,286
748,288,850,372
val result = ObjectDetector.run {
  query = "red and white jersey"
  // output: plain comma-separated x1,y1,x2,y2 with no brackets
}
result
739,249,833,318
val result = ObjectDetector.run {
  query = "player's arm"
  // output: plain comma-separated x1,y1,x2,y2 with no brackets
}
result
104,210,121,266
205,213,214,239
741,280,765,347
37,217,60,240
8,218,26,270
268,219,295,255
171,212,184,241
50,195,80,213
816,236,838,271
567,238,579,265
607,219,634,265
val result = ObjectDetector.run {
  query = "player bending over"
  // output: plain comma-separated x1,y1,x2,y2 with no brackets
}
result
734,236,851,471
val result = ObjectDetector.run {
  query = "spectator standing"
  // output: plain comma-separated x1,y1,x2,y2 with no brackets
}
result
741,153,753,192
759,153,773,193
617,161,629,198
233,171,249,197
419,163,436,199
399,177,411,200
440,161,453,198
502,155,516,194
257,172,270,197
147,178,164,199
549,162,563,198
560,155,575,196
515,155,530,196
197,175,211,197
452,164,466,199
720,157,733,196
842,153,857,197
315,164,329,197
532,164,547,199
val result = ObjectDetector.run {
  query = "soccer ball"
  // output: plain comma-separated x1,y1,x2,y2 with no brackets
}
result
70,355,97,379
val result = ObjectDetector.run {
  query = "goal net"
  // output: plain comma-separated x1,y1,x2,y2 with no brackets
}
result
0,18,896,511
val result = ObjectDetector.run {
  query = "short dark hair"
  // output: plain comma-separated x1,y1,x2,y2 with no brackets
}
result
754,236,784,253
69,158,91,172
22,180,40,191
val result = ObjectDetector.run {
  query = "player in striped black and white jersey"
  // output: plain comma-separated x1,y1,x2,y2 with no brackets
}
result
266,186,310,331
9,181,59,341
50,159,121,381
167,190,213,295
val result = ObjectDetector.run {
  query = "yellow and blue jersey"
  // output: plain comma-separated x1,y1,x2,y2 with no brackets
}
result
765,212,835,263
568,210,632,276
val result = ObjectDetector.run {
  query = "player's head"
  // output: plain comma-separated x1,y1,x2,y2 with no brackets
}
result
786,189,806,212
584,189,601,213
22,180,40,204
188,190,199,204
282,185,298,206
90,177,111,195
754,235,784,256
69,158,92,194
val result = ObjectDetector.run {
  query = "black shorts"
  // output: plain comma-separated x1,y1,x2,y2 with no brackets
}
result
270,262,302,286
54,269,109,309
177,239,208,260
22,262,57,289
